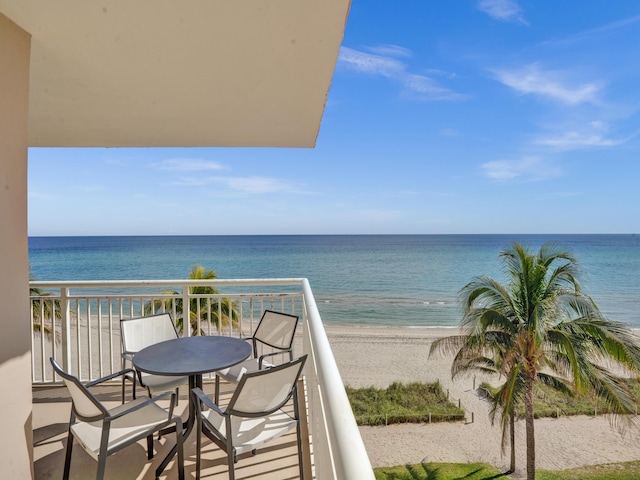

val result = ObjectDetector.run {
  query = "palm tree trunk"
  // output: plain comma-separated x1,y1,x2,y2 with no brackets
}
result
525,378,536,480
509,410,516,474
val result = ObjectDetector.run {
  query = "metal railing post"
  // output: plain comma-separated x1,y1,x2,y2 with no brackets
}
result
61,287,71,371
297,377,313,480
182,285,191,337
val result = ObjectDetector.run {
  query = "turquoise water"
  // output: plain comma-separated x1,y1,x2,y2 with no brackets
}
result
28,234,640,328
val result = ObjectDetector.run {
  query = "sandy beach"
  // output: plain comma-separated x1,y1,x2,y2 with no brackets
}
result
324,325,640,477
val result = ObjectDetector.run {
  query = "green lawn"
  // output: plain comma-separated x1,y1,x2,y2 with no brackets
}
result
346,381,465,426
373,461,640,480
535,461,640,480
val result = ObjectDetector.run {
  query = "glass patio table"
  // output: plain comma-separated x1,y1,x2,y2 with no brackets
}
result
133,335,252,478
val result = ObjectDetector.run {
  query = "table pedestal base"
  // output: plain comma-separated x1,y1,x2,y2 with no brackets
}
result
156,374,201,478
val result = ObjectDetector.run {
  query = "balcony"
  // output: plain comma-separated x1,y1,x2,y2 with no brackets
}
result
31,278,374,479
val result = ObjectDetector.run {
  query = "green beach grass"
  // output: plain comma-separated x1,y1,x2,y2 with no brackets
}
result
346,378,640,426
346,381,465,426
374,462,505,479
481,380,640,419
373,461,640,480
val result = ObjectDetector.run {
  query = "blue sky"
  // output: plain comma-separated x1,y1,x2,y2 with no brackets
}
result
28,1,640,236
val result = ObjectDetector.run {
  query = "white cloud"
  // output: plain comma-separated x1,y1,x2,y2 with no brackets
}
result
168,175,300,195
338,47,405,77
440,128,463,137
156,159,226,171
478,0,528,25
365,44,413,58
540,14,640,47
338,46,466,101
401,74,467,101
481,156,561,181
28,191,56,201
534,121,634,151
425,69,458,79
223,176,297,194
167,175,218,187
493,64,602,105
535,131,624,150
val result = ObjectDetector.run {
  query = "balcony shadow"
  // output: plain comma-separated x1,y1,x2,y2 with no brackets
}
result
33,383,126,404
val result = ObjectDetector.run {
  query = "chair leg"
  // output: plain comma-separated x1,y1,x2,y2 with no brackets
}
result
132,379,137,400
147,434,154,460
228,448,236,480
296,421,305,480
176,418,185,480
195,413,202,480
121,376,126,404
62,429,73,480
96,454,107,480
96,426,110,480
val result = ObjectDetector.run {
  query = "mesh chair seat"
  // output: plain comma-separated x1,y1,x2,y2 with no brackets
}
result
120,313,188,401
70,397,177,461
138,372,187,395
194,355,307,480
50,357,185,480
201,408,297,456
215,310,299,403
216,357,270,384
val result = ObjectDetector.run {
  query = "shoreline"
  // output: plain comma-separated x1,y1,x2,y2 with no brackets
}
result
323,323,461,336
324,323,640,336
323,324,640,476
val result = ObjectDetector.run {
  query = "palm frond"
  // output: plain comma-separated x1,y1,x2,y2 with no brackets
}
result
143,265,240,336
442,241,640,480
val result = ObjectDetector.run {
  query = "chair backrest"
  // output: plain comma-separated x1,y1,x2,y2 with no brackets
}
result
228,355,307,417
120,313,179,354
50,358,107,421
253,310,299,351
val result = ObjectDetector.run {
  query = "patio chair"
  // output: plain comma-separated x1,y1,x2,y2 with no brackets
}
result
120,313,188,403
50,357,185,480
192,355,307,480
214,309,299,403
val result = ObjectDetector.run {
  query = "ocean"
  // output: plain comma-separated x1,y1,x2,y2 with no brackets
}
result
28,234,640,328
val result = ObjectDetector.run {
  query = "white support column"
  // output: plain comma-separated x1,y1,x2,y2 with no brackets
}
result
0,12,33,479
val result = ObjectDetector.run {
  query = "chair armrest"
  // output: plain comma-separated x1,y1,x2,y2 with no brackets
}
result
121,352,136,372
192,387,225,416
86,368,137,387
257,349,293,368
107,391,177,422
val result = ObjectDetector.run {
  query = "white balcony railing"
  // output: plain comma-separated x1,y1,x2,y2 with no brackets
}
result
30,278,374,480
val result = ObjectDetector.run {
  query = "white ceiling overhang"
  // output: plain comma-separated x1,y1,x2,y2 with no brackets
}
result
0,0,351,147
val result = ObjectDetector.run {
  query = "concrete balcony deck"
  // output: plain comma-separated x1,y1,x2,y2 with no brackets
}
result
34,380,306,479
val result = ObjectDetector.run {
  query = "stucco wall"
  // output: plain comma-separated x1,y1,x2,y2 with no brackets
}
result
0,12,33,479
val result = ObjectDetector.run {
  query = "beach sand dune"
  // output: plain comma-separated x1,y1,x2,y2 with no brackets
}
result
325,326,640,477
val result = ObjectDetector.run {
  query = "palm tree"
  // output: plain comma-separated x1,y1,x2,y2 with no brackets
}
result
30,272,64,341
442,329,522,473
145,265,239,336
431,242,640,480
